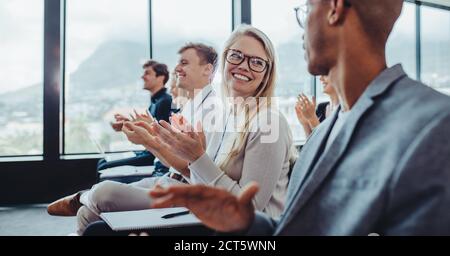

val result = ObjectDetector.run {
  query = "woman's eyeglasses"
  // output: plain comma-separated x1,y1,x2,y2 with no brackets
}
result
225,49,269,73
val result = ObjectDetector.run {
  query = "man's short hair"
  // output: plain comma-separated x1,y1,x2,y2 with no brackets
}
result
143,60,170,85
178,43,218,74
348,0,403,46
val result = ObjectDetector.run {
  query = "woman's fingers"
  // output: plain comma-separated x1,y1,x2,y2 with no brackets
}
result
122,122,135,133
153,122,178,145
133,109,140,118
159,120,196,147
295,104,303,115
160,120,181,134
135,121,154,135
171,114,192,132
126,122,161,147
184,121,195,135
301,94,311,105
170,115,184,131
129,112,137,121
133,124,151,137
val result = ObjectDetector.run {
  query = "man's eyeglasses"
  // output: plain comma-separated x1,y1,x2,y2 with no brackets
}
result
225,49,269,73
294,0,352,29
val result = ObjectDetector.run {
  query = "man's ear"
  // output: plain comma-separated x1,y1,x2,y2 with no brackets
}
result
156,75,165,86
203,63,214,77
328,0,347,26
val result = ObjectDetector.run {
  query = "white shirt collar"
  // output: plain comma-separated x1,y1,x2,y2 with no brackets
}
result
191,84,213,112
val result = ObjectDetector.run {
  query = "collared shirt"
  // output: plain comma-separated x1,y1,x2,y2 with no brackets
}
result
180,84,226,146
167,85,224,180
180,85,214,127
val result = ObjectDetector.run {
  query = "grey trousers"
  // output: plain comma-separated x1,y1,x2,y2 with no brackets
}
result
76,175,184,235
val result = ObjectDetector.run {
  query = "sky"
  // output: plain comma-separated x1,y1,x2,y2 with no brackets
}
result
0,0,43,94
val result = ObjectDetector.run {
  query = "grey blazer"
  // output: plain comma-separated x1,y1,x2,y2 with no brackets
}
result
247,65,450,236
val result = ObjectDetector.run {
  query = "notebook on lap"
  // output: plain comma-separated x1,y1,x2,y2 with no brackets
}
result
100,207,202,231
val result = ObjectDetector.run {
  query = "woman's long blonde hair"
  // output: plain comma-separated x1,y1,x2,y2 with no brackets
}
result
218,24,278,170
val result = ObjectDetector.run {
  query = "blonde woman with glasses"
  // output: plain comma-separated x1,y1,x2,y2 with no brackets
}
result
149,24,296,218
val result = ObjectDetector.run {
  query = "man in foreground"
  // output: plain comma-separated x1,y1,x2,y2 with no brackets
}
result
149,0,450,235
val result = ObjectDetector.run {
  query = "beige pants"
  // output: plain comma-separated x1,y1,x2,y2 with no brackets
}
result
76,175,184,235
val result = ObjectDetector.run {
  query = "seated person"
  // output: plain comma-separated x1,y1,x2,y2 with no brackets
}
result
97,60,173,177
295,75,339,137
47,42,223,235
48,28,296,236
148,0,450,236
150,24,297,219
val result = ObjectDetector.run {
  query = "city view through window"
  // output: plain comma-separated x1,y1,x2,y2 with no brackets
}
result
1,0,449,156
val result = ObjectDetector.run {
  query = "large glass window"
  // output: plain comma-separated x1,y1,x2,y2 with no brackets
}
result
421,5,450,95
252,0,310,142
65,0,150,154
152,0,232,91
3,0,449,159
0,0,44,156
387,2,416,78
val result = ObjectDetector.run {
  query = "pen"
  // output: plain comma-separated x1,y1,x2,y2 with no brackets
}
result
161,210,190,219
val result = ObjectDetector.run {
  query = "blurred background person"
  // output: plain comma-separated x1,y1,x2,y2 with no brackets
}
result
295,75,339,136
97,60,172,176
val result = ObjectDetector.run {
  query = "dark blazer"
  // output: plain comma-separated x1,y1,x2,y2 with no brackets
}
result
248,64,450,235
149,87,172,123
316,102,330,123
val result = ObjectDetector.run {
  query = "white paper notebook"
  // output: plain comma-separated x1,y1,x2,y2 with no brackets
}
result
99,165,154,179
104,152,136,162
100,207,202,231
